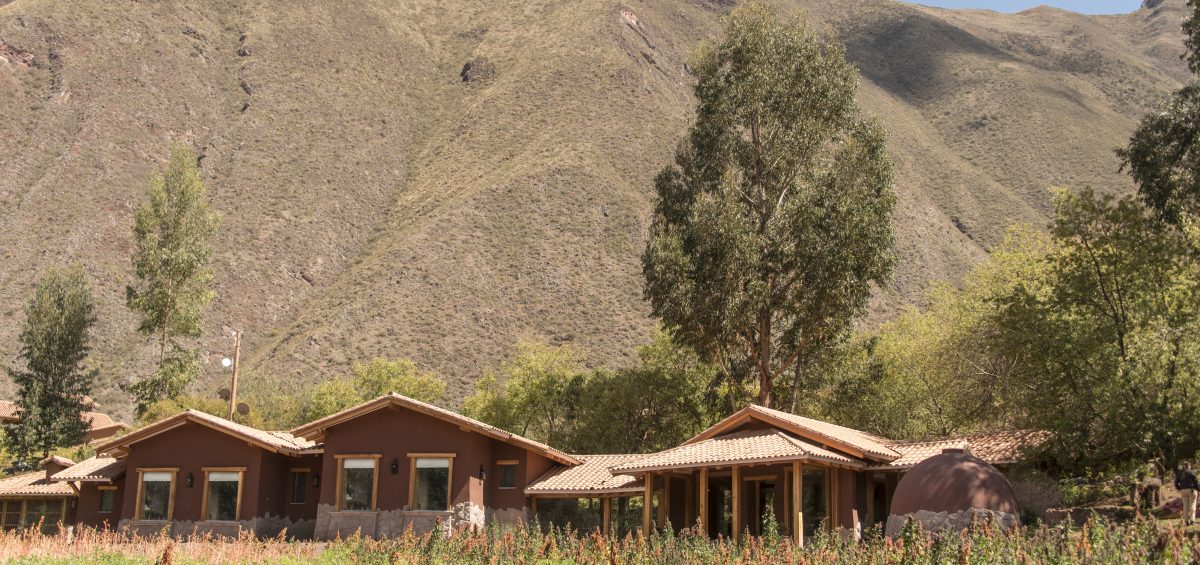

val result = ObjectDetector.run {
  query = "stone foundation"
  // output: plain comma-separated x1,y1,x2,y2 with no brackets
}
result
119,514,315,540
313,502,488,540
885,508,1019,537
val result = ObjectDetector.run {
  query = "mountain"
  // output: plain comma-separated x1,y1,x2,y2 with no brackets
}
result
0,0,1191,419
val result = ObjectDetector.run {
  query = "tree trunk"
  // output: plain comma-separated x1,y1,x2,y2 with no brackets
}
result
758,312,773,408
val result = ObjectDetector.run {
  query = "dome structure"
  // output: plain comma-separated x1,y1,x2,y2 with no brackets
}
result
891,448,1018,515
886,448,1020,536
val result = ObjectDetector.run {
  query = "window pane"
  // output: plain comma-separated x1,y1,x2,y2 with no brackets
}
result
415,458,449,510
291,472,308,504
141,477,172,520
205,475,240,521
2,501,21,531
342,462,374,511
99,490,115,513
498,464,517,489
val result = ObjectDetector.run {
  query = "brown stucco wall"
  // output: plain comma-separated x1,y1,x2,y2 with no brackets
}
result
837,468,858,531
317,407,492,511
76,482,122,529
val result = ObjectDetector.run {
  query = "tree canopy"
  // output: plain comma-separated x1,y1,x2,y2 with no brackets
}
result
642,2,895,408
125,145,220,416
4,267,98,465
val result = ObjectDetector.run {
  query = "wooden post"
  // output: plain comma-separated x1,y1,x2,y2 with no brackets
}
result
602,497,611,536
732,465,741,543
643,471,653,534
865,476,875,528
793,461,803,547
684,475,693,529
699,467,709,537
227,330,242,420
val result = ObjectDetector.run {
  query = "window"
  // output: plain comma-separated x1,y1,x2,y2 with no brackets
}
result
98,487,116,514
1,500,21,531
137,470,176,521
496,460,518,489
339,458,378,511
290,469,309,505
203,470,244,521
411,457,451,511
23,499,64,533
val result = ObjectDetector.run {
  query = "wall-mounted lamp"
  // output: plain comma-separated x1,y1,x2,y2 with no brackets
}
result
391,459,400,474
186,473,194,488
479,465,486,481
312,473,321,488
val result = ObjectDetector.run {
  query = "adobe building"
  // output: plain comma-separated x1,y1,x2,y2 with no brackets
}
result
31,393,1042,542
0,400,129,444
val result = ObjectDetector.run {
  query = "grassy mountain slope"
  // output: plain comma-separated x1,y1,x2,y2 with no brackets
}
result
0,0,1190,418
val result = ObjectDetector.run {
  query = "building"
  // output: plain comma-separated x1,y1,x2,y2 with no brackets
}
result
0,400,129,444
36,393,1042,541
0,456,78,532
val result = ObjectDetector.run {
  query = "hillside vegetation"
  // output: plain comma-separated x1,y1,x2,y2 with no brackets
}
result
0,0,1191,419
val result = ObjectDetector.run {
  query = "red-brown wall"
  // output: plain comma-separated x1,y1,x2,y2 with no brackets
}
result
76,482,123,529
317,406,549,512
116,421,315,524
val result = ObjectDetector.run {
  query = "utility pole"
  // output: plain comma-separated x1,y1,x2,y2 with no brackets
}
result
227,330,241,421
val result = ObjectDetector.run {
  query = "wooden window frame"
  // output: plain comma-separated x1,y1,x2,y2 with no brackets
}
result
334,454,382,511
200,467,246,523
289,468,311,505
408,453,455,511
97,486,118,514
134,468,178,521
496,460,519,490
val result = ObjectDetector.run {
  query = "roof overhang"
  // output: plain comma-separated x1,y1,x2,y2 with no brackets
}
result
615,453,866,475
683,406,898,463
95,412,307,457
290,394,580,466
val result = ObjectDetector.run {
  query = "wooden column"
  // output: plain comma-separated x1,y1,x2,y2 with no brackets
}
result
732,465,741,542
792,461,803,547
699,467,709,537
865,476,875,528
602,497,611,536
643,471,653,534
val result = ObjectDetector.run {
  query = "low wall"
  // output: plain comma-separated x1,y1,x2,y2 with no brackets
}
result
313,501,488,540
885,508,1019,537
119,514,315,540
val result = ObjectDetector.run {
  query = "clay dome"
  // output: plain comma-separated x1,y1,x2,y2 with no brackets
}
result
890,449,1019,516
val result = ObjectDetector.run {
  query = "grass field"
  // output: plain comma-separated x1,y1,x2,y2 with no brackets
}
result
0,516,1197,564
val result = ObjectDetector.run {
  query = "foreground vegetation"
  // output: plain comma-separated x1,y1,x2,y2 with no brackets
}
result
0,517,1197,564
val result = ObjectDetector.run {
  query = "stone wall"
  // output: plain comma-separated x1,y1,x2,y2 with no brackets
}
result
312,502,488,540
885,508,1020,537
118,514,315,539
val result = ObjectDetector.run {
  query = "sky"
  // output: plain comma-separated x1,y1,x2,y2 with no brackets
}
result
913,0,1143,14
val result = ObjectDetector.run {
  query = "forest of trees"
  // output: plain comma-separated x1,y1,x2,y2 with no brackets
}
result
3,1,1200,481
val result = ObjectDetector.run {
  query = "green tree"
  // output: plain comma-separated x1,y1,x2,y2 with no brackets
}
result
642,2,896,408
463,342,587,448
995,189,1200,469
4,267,98,465
299,358,445,422
1120,1,1200,226
813,226,1052,439
571,329,718,453
125,146,220,415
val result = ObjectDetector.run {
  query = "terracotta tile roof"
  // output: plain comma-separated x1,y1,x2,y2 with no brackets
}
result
956,430,1049,465
613,429,861,473
742,406,900,461
525,454,644,496
50,456,126,482
38,456,75,468
290,394,580,465
0,400,16,421
96,410,318,456
867,439,970,471
0,400,128,433
0,471,75,498
867,430,1049,471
